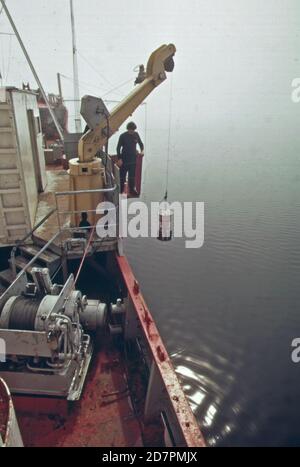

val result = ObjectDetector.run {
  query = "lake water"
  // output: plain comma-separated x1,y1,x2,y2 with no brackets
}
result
124,124,300,446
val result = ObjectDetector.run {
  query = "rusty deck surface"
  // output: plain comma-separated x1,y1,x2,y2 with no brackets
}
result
14,340,143,447
0,380,9,442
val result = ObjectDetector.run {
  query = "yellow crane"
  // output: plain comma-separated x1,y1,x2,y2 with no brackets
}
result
69,44,176,225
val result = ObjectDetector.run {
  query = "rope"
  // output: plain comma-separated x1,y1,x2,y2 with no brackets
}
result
142,102,148,194
77,50,114,87
138,102,149,200
60,72,105,94
102,77,133,97
60,73,133,99
74,225,96,286
0,34,5,85
5,33,12,82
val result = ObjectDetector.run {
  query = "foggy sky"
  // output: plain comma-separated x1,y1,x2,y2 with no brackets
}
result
0,0,299,186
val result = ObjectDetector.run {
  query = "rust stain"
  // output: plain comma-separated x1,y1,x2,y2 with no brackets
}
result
156,345,166,362
133,280,139,295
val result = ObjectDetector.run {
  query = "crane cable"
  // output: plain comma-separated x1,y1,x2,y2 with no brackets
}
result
164,73,174,201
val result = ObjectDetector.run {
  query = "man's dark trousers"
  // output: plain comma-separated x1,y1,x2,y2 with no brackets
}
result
120,158,136,193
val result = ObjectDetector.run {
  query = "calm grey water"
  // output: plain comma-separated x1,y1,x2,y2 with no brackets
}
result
115,6,300,446
124,124,300,446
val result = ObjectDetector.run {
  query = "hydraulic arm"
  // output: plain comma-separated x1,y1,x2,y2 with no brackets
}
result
69,44,176,226
78,44,176,162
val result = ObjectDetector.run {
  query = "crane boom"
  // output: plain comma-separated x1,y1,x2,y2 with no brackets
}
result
78,44,176,163
69,44,176,227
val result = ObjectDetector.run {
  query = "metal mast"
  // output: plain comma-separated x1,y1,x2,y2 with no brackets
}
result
70,0,81,133
0,0,64,141
57,72,63,100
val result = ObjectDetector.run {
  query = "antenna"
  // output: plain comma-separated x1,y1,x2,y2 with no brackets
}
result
70,0,82,133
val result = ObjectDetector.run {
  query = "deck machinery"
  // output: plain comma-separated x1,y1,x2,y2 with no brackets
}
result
0,267,106,400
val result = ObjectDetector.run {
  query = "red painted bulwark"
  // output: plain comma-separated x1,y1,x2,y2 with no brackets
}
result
135,153,144,195
116,254,206,447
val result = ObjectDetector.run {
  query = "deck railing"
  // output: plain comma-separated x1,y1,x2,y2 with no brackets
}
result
10,208,57,279
9,180,119,281
54,184,119,251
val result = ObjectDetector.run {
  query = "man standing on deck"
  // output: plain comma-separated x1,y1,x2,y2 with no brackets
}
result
79,212,91,229
116,121,144,196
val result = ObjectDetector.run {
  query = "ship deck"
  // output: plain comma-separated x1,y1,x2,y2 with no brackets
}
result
13,338,145,447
